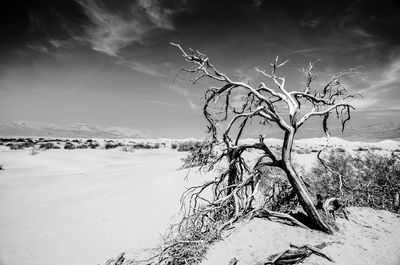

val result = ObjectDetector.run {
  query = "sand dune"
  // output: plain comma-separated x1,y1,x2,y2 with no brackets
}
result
0,139,398,265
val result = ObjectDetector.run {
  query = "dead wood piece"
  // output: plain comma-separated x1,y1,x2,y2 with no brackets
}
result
323,198,349,220
105,252,125,265
115,252,125,265
290,244,334,262
229,257,239,265
261,242,334,265
105,259,114,265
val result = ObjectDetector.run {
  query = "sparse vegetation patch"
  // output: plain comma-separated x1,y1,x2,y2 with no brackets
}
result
309,150,400,213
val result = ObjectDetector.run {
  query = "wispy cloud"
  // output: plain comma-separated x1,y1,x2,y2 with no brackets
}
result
76,0,180,56
166,83,200,110
167,84,191,97
187,99,199,110
75,0,186,76
300,18,321,28
284,47,327,56
145,100,188,108
77,0,148,56
117,58,167,77
353,55,400,111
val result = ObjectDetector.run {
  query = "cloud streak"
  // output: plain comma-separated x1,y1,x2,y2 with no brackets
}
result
76,0,180,56
352,55,400,111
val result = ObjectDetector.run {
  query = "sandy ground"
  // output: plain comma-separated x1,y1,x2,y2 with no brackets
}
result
0,148,204,265
0,137,398,265
201,207,400,265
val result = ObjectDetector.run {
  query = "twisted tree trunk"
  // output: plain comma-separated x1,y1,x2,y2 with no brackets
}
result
282,129,333,234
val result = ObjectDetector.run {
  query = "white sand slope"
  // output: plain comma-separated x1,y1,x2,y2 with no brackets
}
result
0,149,197,265
201,207,400,265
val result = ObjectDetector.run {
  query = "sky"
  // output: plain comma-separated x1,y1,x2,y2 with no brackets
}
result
0,0,399,138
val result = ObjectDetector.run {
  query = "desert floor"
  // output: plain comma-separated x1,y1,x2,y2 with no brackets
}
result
0,138,398,265
0,148,201,265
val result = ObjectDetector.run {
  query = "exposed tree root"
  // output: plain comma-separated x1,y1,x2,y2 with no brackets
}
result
249,209,310,230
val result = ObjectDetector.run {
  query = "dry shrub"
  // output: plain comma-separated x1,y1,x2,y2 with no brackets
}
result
11,142,33,150
353,146,369,152
64,142,75,150
130,142,160,149
334,147,346,152
176,141,203,152
38,142,55,150
171,142,178,149
257,165,304,212
152,216,222,265
181,142,217,168
122,146,135,152
308,150,400,213
105,142,119,149
370,146,382,151
295,149,311,154
89,142,100,149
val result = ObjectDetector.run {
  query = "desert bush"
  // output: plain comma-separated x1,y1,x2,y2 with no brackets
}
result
308,150,400,213
257,164,306,212
149,204,225,265
0,138,16,142
176,140,203,152
181,142,217,168
0,164,3,170
104,142,118,149
171,142,178,149
335,147,346,152
11,142,32,150
353,146,369,152
295,149,311,154
130,142,159,149
76,144,88,149
64,142,75,150
89,142,100,149
122,145,135,152
38,142,55,150
370,146,382,151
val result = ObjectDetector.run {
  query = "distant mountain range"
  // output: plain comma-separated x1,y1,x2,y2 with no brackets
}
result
0,121,153,139
242,121,400,142
297,122,400,141
0,120,399,141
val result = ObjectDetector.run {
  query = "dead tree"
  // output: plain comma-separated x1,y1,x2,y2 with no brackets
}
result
172,43,360,234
